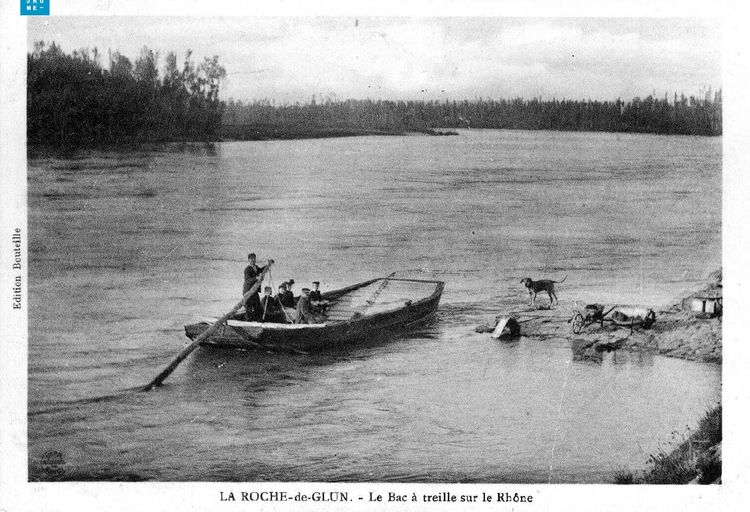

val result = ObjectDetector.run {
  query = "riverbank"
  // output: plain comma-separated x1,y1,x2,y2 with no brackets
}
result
482,274,722,364
28,126,459,156
619,282,722,363
614,405,721,484
218,124,458,141
478,275,722,483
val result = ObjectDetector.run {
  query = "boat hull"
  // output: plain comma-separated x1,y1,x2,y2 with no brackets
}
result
185,278,444,352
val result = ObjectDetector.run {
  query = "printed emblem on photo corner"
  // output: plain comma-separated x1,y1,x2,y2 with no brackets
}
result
40,450,65,477
21,0,49,16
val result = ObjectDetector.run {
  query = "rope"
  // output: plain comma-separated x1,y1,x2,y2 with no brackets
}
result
361,272,397,313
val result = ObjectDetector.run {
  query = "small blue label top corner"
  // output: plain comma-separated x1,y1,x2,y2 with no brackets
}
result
21,0,50,16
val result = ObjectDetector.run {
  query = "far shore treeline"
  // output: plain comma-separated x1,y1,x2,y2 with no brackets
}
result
223,91,722,139
28,42,226,148
28,42,722,151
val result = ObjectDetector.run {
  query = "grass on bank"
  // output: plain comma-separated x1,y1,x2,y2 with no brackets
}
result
614,405,721,484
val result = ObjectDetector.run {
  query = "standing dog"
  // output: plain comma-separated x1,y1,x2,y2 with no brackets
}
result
520,276,567,306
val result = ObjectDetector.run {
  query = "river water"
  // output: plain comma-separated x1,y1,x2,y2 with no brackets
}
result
27,129,721,482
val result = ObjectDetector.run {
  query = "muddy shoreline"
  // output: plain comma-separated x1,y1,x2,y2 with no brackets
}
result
478,275,722,484
480,277,722,365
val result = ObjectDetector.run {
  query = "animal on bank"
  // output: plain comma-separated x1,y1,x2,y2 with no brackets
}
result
520,276,567,306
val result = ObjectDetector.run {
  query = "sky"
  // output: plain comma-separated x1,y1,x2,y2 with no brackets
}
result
28,17,721,103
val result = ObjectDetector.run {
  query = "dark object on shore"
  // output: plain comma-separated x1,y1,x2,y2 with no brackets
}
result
491,317,521,339
184,276,444,352
475,316,521,339
413,128,459,136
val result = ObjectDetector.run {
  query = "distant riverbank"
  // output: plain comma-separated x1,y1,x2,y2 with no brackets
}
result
218,124,458,141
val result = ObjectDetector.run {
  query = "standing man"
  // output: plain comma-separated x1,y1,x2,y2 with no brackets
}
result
245,288,263,322
242,253,273,321
243,253,273,294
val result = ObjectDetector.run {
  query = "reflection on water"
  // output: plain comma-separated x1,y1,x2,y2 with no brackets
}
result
28,130,720,482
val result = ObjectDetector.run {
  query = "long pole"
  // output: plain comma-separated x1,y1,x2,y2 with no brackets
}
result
142,264,272,391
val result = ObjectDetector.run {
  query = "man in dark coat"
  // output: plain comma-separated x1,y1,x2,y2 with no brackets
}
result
243,253,273,294
260,286,286,323
280,279,296,308
309,281,322,302
275,283,296,323
244,289,263,322
309,281,329,314
275,282,289,304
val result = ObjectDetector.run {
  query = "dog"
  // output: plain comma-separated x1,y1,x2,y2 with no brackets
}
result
520,276,567,306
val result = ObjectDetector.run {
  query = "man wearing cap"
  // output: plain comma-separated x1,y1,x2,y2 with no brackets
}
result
309,281,323,302
260,286,285,323
280,279,296,308
296,287,323,324
275,283,296,322
243,253,273,295
309,281,329,315
275,282,289,304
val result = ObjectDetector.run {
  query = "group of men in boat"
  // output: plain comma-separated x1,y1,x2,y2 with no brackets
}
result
242,253,326,324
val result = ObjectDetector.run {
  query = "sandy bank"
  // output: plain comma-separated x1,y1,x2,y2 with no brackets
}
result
479,278,722,364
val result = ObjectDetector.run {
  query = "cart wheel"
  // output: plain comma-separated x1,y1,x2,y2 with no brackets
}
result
572,313,584,334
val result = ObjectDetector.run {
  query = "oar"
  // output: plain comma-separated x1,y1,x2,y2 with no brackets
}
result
142,263,273,391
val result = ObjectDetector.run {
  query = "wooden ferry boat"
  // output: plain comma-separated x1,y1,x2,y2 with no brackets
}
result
184,277,444,352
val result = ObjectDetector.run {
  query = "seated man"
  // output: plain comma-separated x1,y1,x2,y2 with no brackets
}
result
275,283,296,322
280,279,296,308
309,281,329,313
309,281,323,302
260,286,286,323
296,288,325,324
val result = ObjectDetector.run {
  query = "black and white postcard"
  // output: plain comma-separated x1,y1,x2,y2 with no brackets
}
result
1,1,748,511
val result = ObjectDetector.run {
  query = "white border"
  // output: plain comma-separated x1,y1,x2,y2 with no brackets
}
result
2,1,748,511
